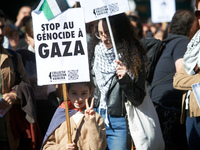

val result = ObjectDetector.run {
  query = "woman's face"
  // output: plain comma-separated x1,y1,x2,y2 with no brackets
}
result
68,83,91,109
98,20,113,49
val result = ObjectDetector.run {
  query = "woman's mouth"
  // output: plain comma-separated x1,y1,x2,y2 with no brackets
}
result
103,40,112,48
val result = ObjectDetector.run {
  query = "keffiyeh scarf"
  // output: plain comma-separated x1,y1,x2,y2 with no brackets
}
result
184,29,200,75
93,42,117,126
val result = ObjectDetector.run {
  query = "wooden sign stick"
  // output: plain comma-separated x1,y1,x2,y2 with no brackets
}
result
62,83,72,143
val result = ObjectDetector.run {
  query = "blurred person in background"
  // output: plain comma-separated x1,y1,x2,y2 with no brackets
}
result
15,6,32,49
128,14,144,39
173,0,200,149
5,24,20,50
154,29,165,41
150,9,195,150
15,5,31,37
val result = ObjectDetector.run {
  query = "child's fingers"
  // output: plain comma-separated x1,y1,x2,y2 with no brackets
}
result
85,99,89,109
85,109,90,114
90,97,94,108
89,109,95,115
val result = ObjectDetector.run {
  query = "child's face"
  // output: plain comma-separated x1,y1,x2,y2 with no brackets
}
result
68,83,91,109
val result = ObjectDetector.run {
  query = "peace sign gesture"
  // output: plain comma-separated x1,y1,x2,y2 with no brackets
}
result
85,97,95,119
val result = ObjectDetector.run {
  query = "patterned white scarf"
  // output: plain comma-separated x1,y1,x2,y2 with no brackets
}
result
184,29,200,75
93,42,116,126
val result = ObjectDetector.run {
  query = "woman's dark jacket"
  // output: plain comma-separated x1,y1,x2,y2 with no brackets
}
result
91,59,146,117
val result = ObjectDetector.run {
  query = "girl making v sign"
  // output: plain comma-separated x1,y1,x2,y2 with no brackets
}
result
41,79,107,150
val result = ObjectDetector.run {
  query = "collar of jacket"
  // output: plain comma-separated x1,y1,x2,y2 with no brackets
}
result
0,45,12,64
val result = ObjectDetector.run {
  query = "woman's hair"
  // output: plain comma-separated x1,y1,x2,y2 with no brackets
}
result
88,13,146,78
169,9,195,37
189,19,199,39
189,0,200,39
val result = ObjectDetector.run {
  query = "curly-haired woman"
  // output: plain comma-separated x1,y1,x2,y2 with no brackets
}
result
88,13,146,150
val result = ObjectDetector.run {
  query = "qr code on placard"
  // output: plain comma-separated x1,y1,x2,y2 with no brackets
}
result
68,70,79,80
109,3,119,14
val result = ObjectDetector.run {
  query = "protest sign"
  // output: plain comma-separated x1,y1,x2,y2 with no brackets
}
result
32,8,90,85
79,0,130,60
150,0,176,23
79,0,130,23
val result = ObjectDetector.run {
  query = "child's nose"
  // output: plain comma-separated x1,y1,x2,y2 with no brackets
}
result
76,95,82,101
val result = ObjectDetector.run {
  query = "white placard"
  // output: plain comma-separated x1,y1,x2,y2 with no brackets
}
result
150,0,176,23
192,82,200,108
32,8,90,85
79,0,130,23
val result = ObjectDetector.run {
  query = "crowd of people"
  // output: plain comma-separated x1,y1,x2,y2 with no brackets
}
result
0,0,200,149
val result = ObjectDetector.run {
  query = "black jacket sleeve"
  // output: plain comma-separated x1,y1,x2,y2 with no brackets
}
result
118,61,146,107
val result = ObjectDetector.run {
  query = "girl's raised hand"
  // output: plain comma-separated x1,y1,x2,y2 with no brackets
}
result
85,97,95,119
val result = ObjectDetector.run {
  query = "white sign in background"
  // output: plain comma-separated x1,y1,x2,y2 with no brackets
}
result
150,0,176,23
79,0,130,23
32,8,90,85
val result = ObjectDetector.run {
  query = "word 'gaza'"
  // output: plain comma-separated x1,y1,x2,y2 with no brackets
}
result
38,41,84,58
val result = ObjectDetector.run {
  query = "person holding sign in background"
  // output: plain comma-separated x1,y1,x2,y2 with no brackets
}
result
41,78,107,150
173,0,200,149
88,13,146,150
